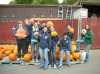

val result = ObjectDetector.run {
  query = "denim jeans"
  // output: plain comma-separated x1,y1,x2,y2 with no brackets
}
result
59,49,70,66
48,46,56,65
31,41,38,60
40,48,48,68
76,39,91,61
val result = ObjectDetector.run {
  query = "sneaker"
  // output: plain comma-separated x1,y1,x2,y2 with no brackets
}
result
43,67,48,70
54,64,57,68
36,59,39,62
66,64,70,67
17,58,20,61
21,57,23,60
32,60,34,63
39,66,44,69
49,65,51,68
58,65,62,69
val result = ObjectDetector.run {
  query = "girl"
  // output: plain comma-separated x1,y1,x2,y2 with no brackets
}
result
36,27,51,70
31,23,39,62
48,26,59,68
76,24,93,62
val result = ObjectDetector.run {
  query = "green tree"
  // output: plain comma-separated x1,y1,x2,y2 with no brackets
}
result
9,0,33,4
32,0,59,4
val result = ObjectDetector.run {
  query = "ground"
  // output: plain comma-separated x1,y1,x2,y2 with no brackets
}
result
0,50,100,74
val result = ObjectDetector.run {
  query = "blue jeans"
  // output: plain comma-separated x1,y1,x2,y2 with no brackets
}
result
59,49,70,66
76,39,91,61
31,41,38,60
40,48,48,68
48,46,56,65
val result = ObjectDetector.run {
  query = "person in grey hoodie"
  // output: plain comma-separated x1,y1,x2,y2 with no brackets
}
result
58,33,71,69
14,21,29,61
36,26,51,70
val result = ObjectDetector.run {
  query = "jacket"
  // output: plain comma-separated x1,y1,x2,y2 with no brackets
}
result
37,32,51,49
14,26,29,41
83,30,93,45
64,29,74,41
51,35,59,47
59,37,70,51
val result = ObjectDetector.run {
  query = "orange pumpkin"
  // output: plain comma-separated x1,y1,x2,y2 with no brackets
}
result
72,41,76,45
51,31,57,37
23,54,31,62
72,45,76,51
9,53,16,61
70,55,73,61
5,50,12,56
13,49,18,56
72,52,80,59
1,49,6,54
0,45,3,49
0,53,3,60
0,51,3,54
28,49,31,54
46,21,53,28
56,46,60,54
16,29,27,39
69,28,74,33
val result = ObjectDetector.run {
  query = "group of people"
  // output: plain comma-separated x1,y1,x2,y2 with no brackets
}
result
14,19,93,70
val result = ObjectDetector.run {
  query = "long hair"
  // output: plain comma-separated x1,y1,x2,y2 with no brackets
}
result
32,23,39,31
85,24,90,31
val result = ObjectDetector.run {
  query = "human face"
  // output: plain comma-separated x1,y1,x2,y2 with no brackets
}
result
50,26,54,31
25,20,29,25
85,25,89,30
19,23,22,28
64,35,67,39
34,23,38,28
42,23,46,26
43,27,47,33
68,25,71,29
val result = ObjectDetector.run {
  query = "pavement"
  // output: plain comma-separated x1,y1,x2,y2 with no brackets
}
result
0,50,100,74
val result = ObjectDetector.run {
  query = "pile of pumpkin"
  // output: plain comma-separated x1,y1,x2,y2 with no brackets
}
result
0,41,80,62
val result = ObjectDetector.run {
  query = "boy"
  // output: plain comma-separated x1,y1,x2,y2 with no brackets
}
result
58,33,71,69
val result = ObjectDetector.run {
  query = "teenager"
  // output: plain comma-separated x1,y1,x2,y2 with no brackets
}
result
76,24,93,62
31,23,39,62
58,33,71,69
14,21,29,61
36,27,51,70
64,25,74,52
48,26,59,68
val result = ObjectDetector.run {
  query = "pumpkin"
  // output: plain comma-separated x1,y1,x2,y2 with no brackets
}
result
5,50,12,56
72,41,76,45
81,29,87,35
1,49,6,54
0,53,3,60
23,53,31,62
9,53,16,61
70,55,73,61
63,52,67,62
13,49,18,56
33,18,38,22
0,45,3,49
72,52,80,59
56,46,60,54
72,45,76,51
16,29,27,39
69,28,74,33
28,49,31,54
46,21,53,28
51,31,57,37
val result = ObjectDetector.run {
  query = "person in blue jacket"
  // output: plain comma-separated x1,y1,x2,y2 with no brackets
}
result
36,26,51,70
64,25,74,52
58,33,71,69
31,22,39,63
48,26,59,68
14,21,29,61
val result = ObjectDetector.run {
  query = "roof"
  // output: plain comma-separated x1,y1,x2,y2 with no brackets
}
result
74,1,100,6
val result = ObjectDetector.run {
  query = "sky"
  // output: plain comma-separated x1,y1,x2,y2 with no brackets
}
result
0,0,12,4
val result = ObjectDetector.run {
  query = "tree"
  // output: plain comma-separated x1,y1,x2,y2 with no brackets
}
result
9,0,33,4
32,0,59,4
